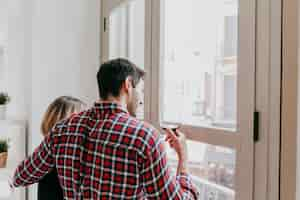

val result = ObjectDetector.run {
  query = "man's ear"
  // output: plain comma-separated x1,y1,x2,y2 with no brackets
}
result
124,77,133,93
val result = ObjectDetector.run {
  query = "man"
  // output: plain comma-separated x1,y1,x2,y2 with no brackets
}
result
12,58,199,199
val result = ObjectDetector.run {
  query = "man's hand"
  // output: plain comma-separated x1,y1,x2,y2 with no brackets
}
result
164,129,188,175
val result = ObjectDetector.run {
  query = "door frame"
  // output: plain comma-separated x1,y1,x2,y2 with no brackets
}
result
280,0,298,199
254,0,283,199
99,0,285,199
257,0,299,199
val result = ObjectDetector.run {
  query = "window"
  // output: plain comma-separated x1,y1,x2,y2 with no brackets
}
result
161,0,238,129
166,140,236,200
224,16,238,58
105,0,146,120
102,1,255,199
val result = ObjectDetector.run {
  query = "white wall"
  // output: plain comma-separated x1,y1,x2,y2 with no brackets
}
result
1,0,101,199
0,0,32,120
30,1,101,199
3,0,101,147
0,0,8,87
30,0,100,147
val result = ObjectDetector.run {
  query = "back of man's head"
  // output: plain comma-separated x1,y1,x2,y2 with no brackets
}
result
97,58,145,100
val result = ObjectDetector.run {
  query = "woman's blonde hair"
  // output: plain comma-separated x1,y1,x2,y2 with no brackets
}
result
41,96,85,136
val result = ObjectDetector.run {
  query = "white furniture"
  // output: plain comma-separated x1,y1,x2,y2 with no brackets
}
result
0,120,26,200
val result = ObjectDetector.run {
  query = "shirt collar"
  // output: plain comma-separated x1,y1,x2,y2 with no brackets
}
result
93,101,129,117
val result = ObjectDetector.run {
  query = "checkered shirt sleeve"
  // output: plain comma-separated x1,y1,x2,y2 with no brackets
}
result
140,134,199,199
12,132,55,187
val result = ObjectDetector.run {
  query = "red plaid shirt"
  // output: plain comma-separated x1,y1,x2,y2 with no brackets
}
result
13,102,199,199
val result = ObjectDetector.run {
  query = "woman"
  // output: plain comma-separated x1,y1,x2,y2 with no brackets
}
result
38,96,85,200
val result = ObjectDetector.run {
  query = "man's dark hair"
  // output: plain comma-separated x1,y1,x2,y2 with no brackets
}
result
97,58,145,100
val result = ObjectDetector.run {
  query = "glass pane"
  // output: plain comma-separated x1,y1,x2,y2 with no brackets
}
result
109,0,145,120
161,0,238,130
165,139,236,200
